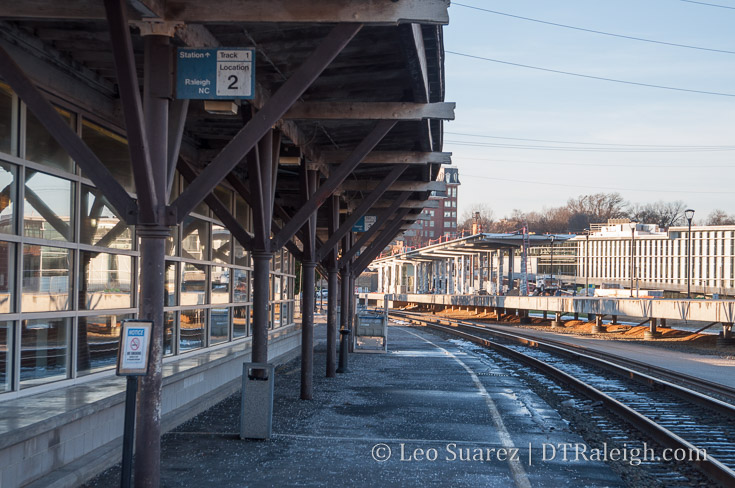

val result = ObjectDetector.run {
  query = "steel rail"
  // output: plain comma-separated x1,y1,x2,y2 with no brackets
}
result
391,311,735,487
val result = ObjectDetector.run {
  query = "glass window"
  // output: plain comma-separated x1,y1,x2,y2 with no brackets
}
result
181,262,206,306
77,314,132,376
234,240,249,267
25,107,74,173
0,321,11,392
210,308,229,344
22,245,72,312
166,225,178,257
181,217,209,261
0,83,14,155
164,311,175,356
233,305,248,338
164,261,177,306
20,317,70,387
82,119,134,192
212,225,231,263
212,265,230,304
79,251,132,310
179,308,205,352
0,241,15,313
272,302,281,328
24,170,74,241
81,185,133,249
233,268,249,303
0,162,16,235
182,178,209,216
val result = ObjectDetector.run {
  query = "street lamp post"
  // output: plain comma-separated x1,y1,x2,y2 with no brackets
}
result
629,220,639,298
549,235,555,291
585,230,590,296
685,208,695,299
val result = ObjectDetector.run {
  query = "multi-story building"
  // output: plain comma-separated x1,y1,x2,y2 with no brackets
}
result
409,166,460,247
534,220,735,296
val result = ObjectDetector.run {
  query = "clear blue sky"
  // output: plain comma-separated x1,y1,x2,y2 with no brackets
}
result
444,0,735,224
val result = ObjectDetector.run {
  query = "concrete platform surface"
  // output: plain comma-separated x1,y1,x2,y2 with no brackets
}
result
87,325,622,487
481,323,735,389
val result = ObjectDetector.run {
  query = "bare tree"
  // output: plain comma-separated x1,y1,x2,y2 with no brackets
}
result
629,201,687,228
458,203,494,233
566,192,628,223
706,209,735,226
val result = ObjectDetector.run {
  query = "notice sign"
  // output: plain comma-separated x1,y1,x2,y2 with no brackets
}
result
117,320,153,376
176,48,255,100
353,216,377,232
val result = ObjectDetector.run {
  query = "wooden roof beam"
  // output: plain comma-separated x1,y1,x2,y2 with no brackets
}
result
339,180,446,192
318,150,451,165
283,102,454,121
0,0,450,24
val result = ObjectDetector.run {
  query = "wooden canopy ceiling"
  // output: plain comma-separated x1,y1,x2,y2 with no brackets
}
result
0,0,452,255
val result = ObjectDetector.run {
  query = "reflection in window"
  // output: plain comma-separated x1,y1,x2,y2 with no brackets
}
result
77,314,131,376
181,217,209,260
82,119,134,192
212,265,230,304
180,309,205,352
22,245,71,312
166,225,178,257
25,107,74,173
181,262,206,306
233,306,248,338
273,302,281,329
24,170,74,241
0,161,15,235
20,317,70,387
233,269,249,303
0,321,11,392
164,311,175,356
0,83,14,155
233,240,249,267
210,308,229,344
0,241,15,313
79,251,132,310
81,185,132,249
212,225,231,263
165,261,177,306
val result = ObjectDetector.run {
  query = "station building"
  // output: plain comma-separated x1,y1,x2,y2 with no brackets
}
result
0,2,452,486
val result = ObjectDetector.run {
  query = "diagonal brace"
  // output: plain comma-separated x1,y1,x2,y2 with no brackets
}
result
172,23,362,221
316,163,408,262
0,45,137,223
274,120,396,249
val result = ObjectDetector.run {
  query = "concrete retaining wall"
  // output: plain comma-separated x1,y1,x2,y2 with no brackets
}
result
365,293,735,323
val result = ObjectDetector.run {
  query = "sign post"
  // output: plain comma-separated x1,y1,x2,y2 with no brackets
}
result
116,320,153,488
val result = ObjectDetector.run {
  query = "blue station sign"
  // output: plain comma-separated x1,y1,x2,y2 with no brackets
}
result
353,216,377,232
176,48,255,100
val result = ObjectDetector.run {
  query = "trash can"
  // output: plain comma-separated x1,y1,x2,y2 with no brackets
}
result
240,362,275,440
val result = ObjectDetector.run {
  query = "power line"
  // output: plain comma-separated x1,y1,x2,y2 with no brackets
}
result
445,140,735,152
453,3,735,55
458,156,734,169
461,173,734,194
445,131,735,149
680,0,735,10
446,50,735,97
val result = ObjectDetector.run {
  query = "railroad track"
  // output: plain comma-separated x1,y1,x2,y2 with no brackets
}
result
390,310,735,487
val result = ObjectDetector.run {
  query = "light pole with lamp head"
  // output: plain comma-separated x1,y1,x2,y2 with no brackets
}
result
684,209,695,299
549,235,555,292
584,229,590,296
629,220,639,297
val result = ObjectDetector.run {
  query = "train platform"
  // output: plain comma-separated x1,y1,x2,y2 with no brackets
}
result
474,322,735,390
87,324,623,487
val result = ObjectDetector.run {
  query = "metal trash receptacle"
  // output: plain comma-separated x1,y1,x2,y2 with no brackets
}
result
240,362,275,440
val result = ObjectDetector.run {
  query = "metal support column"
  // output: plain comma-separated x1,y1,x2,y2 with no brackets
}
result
644,317,660,340
337,233,351,373
326,195,339,377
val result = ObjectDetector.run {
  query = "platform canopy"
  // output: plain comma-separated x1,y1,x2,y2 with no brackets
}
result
0,0,453,263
